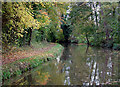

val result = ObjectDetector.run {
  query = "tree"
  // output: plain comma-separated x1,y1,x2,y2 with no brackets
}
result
68,2,119,48
2,2,41,51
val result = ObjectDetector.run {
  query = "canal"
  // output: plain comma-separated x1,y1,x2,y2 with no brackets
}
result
3,44,120,85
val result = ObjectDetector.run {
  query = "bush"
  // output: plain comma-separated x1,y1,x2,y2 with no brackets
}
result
113,43,120,50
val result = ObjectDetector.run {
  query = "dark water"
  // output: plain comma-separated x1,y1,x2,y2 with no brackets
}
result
3,44,120,85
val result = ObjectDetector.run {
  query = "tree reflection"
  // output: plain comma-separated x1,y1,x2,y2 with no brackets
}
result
62,44,119,85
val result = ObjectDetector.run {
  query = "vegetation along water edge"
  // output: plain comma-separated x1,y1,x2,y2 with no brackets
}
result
2,43,64,81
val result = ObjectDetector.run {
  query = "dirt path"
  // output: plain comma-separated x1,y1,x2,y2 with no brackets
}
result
2,44,55,65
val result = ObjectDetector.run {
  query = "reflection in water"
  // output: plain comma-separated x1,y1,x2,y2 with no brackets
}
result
3,44,120,85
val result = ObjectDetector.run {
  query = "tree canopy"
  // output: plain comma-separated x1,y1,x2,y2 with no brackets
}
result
2,2,120,52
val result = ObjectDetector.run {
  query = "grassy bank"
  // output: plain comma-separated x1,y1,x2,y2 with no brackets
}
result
2,43,64,81
77,42,120,50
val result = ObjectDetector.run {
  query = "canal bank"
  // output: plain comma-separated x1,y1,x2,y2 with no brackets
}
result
2,43,64,81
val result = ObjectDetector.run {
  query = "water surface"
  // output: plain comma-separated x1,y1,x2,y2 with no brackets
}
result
3,44,120,85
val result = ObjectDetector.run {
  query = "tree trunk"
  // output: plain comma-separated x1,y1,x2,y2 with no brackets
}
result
28,28,32,46
118,2,120,42
86,34,89,45
99,2,110,45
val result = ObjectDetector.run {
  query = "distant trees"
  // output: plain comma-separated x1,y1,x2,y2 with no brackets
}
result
61,14,72,43
69,2,95,44
68,2,120,49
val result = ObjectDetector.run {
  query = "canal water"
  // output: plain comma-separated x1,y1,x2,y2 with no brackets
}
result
3,44,120,85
